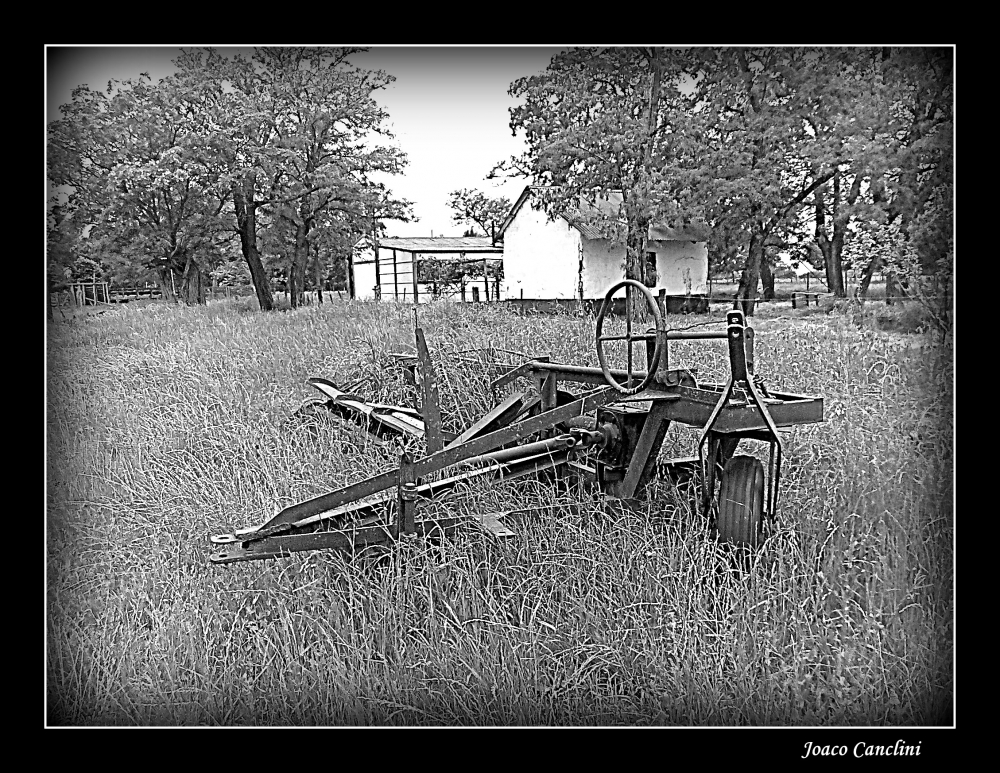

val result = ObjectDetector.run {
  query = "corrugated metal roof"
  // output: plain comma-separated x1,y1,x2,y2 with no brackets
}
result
375,236,502,253
571,220,617,240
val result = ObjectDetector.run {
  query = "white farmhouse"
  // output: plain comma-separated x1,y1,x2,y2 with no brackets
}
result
498,187,709,310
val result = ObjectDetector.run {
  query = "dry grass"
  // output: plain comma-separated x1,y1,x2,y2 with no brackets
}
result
46,297,953,726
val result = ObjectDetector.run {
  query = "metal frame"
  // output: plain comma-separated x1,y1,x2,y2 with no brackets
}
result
208,286,823,565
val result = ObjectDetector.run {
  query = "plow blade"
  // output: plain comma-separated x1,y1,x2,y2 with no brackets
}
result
208,389,619,562
236,387,617,537
306,377,429,440
208,447,575,564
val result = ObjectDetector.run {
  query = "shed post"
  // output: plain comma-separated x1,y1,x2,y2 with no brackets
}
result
412,252,419,303
393,249,399,299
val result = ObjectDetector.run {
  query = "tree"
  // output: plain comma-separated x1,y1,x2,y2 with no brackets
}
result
47,73,229,305
789,49,883,298
254,48,411,307
664,48,870,315
48,86,122,304
49,48,414,312
173,47,411,309
854,48,953,303
676,47,952,310
46,203,80,319
774,48,952,303
308,212,369,299
497,46,953,319
446,189,511,241
500,47,689,316
164,48,280,310
46,204,81,285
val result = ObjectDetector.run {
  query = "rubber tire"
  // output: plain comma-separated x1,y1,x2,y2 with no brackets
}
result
716,455,765,547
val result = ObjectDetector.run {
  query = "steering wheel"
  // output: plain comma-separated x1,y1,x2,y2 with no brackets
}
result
595,279,665,395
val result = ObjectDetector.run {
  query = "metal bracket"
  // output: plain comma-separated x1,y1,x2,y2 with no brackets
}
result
476,512,515,539
415,326,444,454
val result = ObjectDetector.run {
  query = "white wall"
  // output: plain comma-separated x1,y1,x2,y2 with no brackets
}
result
502,203,582,300
354,260,377,299
580,239,709,300
653,241,709,295
581,239,626,298
502,200,709,301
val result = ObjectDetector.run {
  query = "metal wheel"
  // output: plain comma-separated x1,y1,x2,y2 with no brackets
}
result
715,455,765,547
595,279,664,395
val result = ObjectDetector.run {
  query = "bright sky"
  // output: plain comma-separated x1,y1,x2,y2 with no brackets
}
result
46,45,565,238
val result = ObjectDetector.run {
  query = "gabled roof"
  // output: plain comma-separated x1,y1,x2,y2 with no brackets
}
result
366,236,503,253
498,186,705,242
497,186,536,237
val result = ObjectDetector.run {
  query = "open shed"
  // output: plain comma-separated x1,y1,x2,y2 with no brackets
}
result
351,236,504,303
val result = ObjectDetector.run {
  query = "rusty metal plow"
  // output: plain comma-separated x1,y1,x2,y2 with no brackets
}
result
209,385,616,563
209,280,824,564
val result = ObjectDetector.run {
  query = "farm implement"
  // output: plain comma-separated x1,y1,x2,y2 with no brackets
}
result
208,280,824,564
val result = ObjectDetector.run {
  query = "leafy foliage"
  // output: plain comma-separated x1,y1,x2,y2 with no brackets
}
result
499,46,952,316
417,257,503,297
48,73,231,303
47,47,412,309
446,189,510,240
500,47,693,307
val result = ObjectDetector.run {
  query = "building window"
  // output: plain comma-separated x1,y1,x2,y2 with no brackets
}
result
644,252,658,287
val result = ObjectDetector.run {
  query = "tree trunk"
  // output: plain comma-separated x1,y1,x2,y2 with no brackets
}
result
813,175,848,297
233,181,274,311
314,246,323,305
828,228,847,297
180,255,207,305
620,48,663,320
857,255,880,298
289,216,310,309
735,231,764,317
815,232,846,297
885,272,902,305
156,267,178,303
760,256,775,301
624,216,650,319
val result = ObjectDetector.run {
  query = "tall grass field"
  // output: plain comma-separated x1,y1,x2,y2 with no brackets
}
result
46,297,953,726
